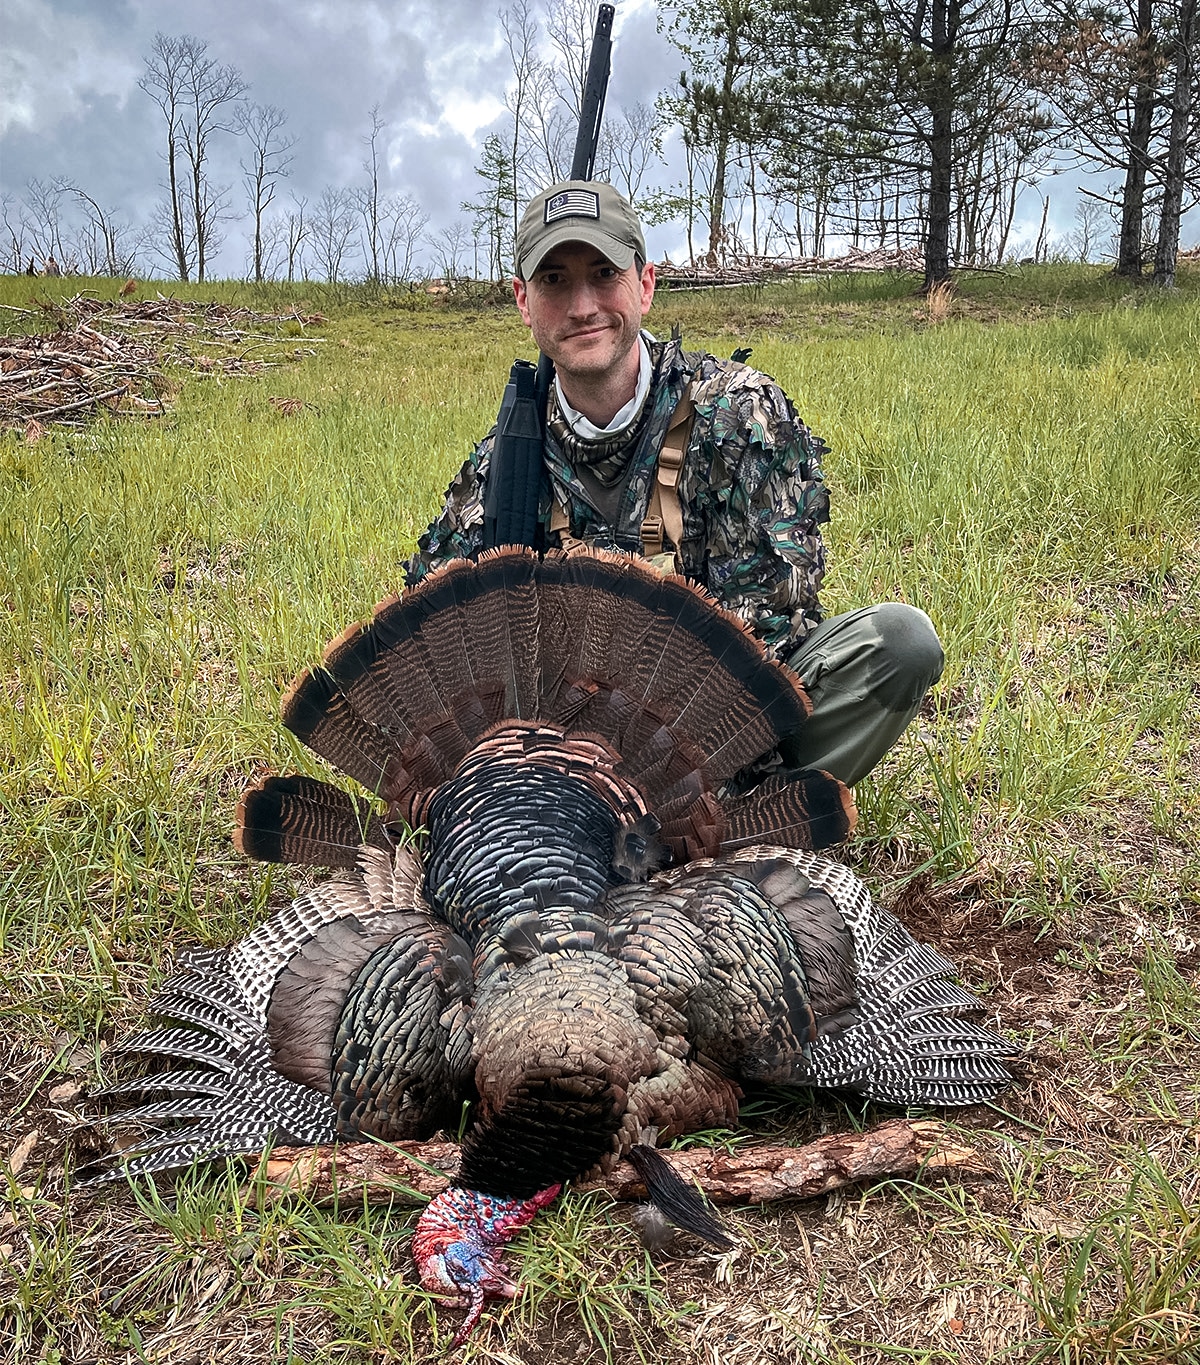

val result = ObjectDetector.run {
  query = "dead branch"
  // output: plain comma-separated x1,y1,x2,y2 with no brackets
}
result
247,1119,987,1209
655,246,927,289
0,294,325,433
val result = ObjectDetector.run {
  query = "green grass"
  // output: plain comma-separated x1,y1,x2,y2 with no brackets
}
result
1,263,1198,1363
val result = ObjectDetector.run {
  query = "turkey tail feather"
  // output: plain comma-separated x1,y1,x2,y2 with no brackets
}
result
235,773,387,868
265,549,846,855
719,769,856,854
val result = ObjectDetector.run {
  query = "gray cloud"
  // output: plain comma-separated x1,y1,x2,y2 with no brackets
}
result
0,0,683,276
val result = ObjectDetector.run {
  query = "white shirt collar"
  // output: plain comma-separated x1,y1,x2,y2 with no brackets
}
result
554,334,653,441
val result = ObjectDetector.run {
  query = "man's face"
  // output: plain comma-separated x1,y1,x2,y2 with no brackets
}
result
513,241,655,385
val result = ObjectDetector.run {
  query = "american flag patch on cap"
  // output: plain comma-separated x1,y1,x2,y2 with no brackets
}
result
544,188,601,225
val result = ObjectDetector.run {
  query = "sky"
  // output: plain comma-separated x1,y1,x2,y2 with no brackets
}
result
2,0,1193,279
0,0,685,276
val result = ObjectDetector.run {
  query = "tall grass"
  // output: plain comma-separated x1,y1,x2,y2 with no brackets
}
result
2,265,1198,1363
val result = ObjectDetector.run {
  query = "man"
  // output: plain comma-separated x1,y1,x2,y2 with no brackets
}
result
407,180,942,787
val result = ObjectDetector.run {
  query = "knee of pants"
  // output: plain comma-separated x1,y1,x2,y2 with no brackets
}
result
870,602,945,700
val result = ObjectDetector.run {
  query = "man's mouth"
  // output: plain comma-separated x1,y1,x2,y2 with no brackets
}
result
564,324,610,341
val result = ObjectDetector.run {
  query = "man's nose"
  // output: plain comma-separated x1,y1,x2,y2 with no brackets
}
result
565,281,600,316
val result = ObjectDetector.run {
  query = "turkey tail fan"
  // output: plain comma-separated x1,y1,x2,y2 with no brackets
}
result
267,547,849,860
234,773,390,868
626,1143,735,1250
718,769,857,854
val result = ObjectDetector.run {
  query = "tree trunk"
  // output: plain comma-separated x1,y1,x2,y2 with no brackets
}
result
192,152,206,284
924,0,956,289
1154,0,1198,287
686,139,697,265
167,134,189,283
1116,0,1157,278
254,202,264,283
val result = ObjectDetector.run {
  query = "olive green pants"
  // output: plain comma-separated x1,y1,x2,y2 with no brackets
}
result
778,603,944,786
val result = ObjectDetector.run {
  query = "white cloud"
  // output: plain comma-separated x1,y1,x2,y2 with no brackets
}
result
438,92,507,141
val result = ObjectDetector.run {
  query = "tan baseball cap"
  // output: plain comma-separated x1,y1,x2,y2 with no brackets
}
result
514,180,646,279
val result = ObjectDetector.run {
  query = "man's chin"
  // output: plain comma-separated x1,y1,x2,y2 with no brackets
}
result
552,345,620,379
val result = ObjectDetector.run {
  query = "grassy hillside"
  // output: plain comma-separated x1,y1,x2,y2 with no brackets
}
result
1,265,1198,1364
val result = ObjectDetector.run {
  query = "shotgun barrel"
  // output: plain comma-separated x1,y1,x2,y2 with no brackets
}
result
483,3,616,551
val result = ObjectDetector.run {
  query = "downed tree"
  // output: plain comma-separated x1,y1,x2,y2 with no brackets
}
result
655,245,926,290
246,1119,987,1210
0,322,167,431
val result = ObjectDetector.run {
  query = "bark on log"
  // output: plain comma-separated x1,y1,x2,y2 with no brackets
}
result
246,1119,987,1209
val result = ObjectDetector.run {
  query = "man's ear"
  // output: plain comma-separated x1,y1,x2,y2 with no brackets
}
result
513,276,532,327
639,262,656,317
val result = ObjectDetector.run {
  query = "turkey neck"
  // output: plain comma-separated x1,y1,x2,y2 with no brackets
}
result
458,949,658,1198
422,753,623,950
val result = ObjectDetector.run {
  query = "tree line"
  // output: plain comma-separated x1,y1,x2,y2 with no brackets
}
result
3,0,1197,289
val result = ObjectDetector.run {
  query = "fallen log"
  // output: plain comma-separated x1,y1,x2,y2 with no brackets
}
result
246,1118,987,1210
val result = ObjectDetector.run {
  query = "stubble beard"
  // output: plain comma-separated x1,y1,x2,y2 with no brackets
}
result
546,319,639,389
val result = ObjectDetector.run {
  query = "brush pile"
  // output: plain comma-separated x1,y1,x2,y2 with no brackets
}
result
657,244,924,290
0,293,324,435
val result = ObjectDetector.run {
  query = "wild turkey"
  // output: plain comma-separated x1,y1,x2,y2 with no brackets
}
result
89,548,1014,1343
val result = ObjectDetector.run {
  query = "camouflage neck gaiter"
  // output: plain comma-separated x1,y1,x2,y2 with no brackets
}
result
545,350,661,487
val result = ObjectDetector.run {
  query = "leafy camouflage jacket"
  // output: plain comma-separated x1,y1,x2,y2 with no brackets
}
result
405,334,831,656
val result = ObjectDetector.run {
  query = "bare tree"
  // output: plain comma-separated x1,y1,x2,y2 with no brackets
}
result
60,185,140,275
139,33,246,281
180,40,247,281
140,34,191,279
238,102,294,283
283,194,310,281
380,194,429,282
1,194,28,273
19,178,69,269
429,220,473,280
546,0,597,122
1069,193,1114,261
501,0,544,229
358,106,387,282
526,55,575,183
309,187,359,282
63,185,117,275
604,102,661,203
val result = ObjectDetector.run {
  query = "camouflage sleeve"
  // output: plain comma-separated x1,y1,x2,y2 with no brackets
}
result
403,435,493,588
695,370,830,658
